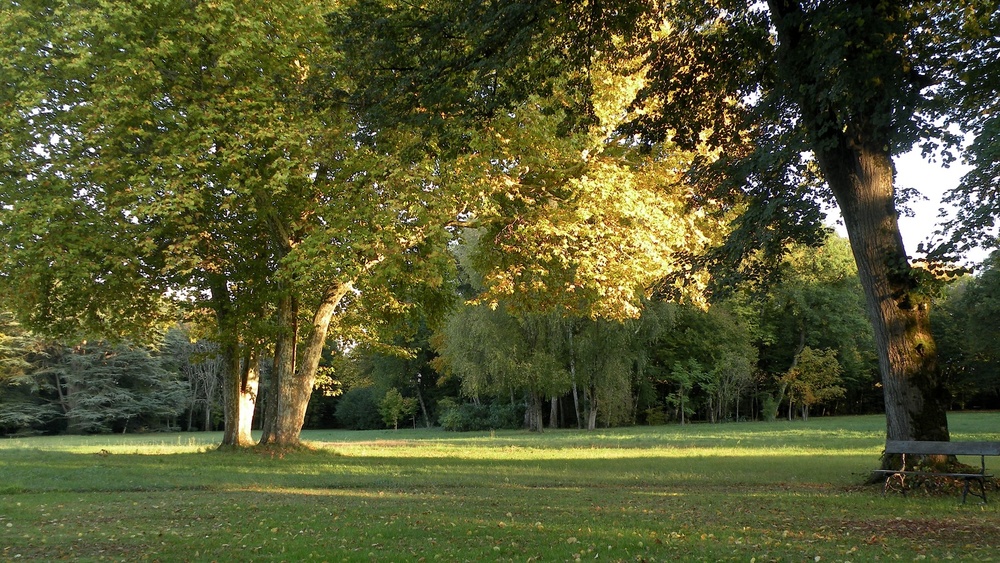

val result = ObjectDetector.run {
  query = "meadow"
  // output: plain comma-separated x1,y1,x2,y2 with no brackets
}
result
2,413,999,562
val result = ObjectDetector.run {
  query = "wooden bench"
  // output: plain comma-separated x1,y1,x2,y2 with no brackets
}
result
874,440,1000,503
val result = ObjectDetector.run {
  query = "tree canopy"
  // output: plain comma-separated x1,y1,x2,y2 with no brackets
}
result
3,0,999,444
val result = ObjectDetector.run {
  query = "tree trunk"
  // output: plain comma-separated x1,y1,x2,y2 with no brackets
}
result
817,144,950,444
220,342,258,447
585,386,598,430
259,292,297,445
549,396,559,429
767,0,950,449
209,277,258,447
261,282,352,446
414,376,431,429
568,326,581,429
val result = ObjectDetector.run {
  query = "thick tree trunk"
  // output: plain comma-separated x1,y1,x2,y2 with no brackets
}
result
212,279,258,448
220,343,258,447
261,283,352,446
549,396,559,429
259,293,297,445
817,144,950,443
767,0,951,449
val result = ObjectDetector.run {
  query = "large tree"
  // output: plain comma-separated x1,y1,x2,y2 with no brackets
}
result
332,0,723,321
0,0,458,446
638,0,955,442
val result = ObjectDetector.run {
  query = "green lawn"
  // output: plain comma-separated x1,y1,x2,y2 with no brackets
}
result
2,413,999,561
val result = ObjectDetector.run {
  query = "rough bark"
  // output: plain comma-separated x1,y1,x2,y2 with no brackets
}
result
259,292,298,445
767,0,950,450
212,279,258,448
261,282,353,446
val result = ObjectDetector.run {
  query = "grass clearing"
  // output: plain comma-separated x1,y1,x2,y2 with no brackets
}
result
2,413,999,561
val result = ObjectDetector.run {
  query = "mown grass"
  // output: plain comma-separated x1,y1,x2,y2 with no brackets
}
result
2,413,999,561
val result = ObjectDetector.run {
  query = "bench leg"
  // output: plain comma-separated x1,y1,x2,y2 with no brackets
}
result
883,472,906,497
962,477,987,504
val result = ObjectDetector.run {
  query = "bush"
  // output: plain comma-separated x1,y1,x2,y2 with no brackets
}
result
334,387,383,430
438,400,525,432
644,406,667,426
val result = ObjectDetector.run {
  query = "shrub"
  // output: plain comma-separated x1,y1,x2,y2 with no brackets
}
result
438,400,525,432
334,387,383,430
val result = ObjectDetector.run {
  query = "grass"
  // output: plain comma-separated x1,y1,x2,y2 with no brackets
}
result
2,413,1000,561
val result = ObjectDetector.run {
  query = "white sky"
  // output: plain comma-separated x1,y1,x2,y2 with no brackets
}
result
827,150,987,265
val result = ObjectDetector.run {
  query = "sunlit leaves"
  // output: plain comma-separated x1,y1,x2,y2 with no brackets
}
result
461,60,722,319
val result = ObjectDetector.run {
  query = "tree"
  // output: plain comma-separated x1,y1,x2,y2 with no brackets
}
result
0,0,459,447
664,360,705,425
35,341,188,434
735,235,878,417
163,328,225,431
434,303,570,432
332,1,726,322
781,347,846,421
933,252,1000,406
645,301,758,423
626,0,962,442
929,3,1000,259
379,388,418,430
0,313,56,434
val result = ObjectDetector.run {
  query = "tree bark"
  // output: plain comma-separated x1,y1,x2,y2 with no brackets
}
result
767,0,951,447
261,282,352,446
212,279,258,448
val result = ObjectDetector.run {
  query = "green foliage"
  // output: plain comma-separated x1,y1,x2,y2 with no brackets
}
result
929,3,1000,260
781,347,846,420
378,388,417,430
664,360,706,425
437,399,525,432
334,0,725,320
162,328,225,431
435,304,571,402
36,341,188,434
334,387,383,431
933,253,1000,406
731,235,877,413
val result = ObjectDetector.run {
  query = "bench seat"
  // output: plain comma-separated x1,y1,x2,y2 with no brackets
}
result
874,440,999,504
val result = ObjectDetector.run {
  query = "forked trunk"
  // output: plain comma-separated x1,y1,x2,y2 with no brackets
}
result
261,283,352,446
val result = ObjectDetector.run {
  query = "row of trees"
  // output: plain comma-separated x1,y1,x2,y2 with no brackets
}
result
0,324,217,434
340,237,1000,432
2,242,997,435
2,0,999,445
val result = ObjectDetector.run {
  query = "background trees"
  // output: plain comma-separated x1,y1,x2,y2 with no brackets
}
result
933,253,1000,407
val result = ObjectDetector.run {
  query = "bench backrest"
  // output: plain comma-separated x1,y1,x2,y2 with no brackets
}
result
884,440,1000,457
